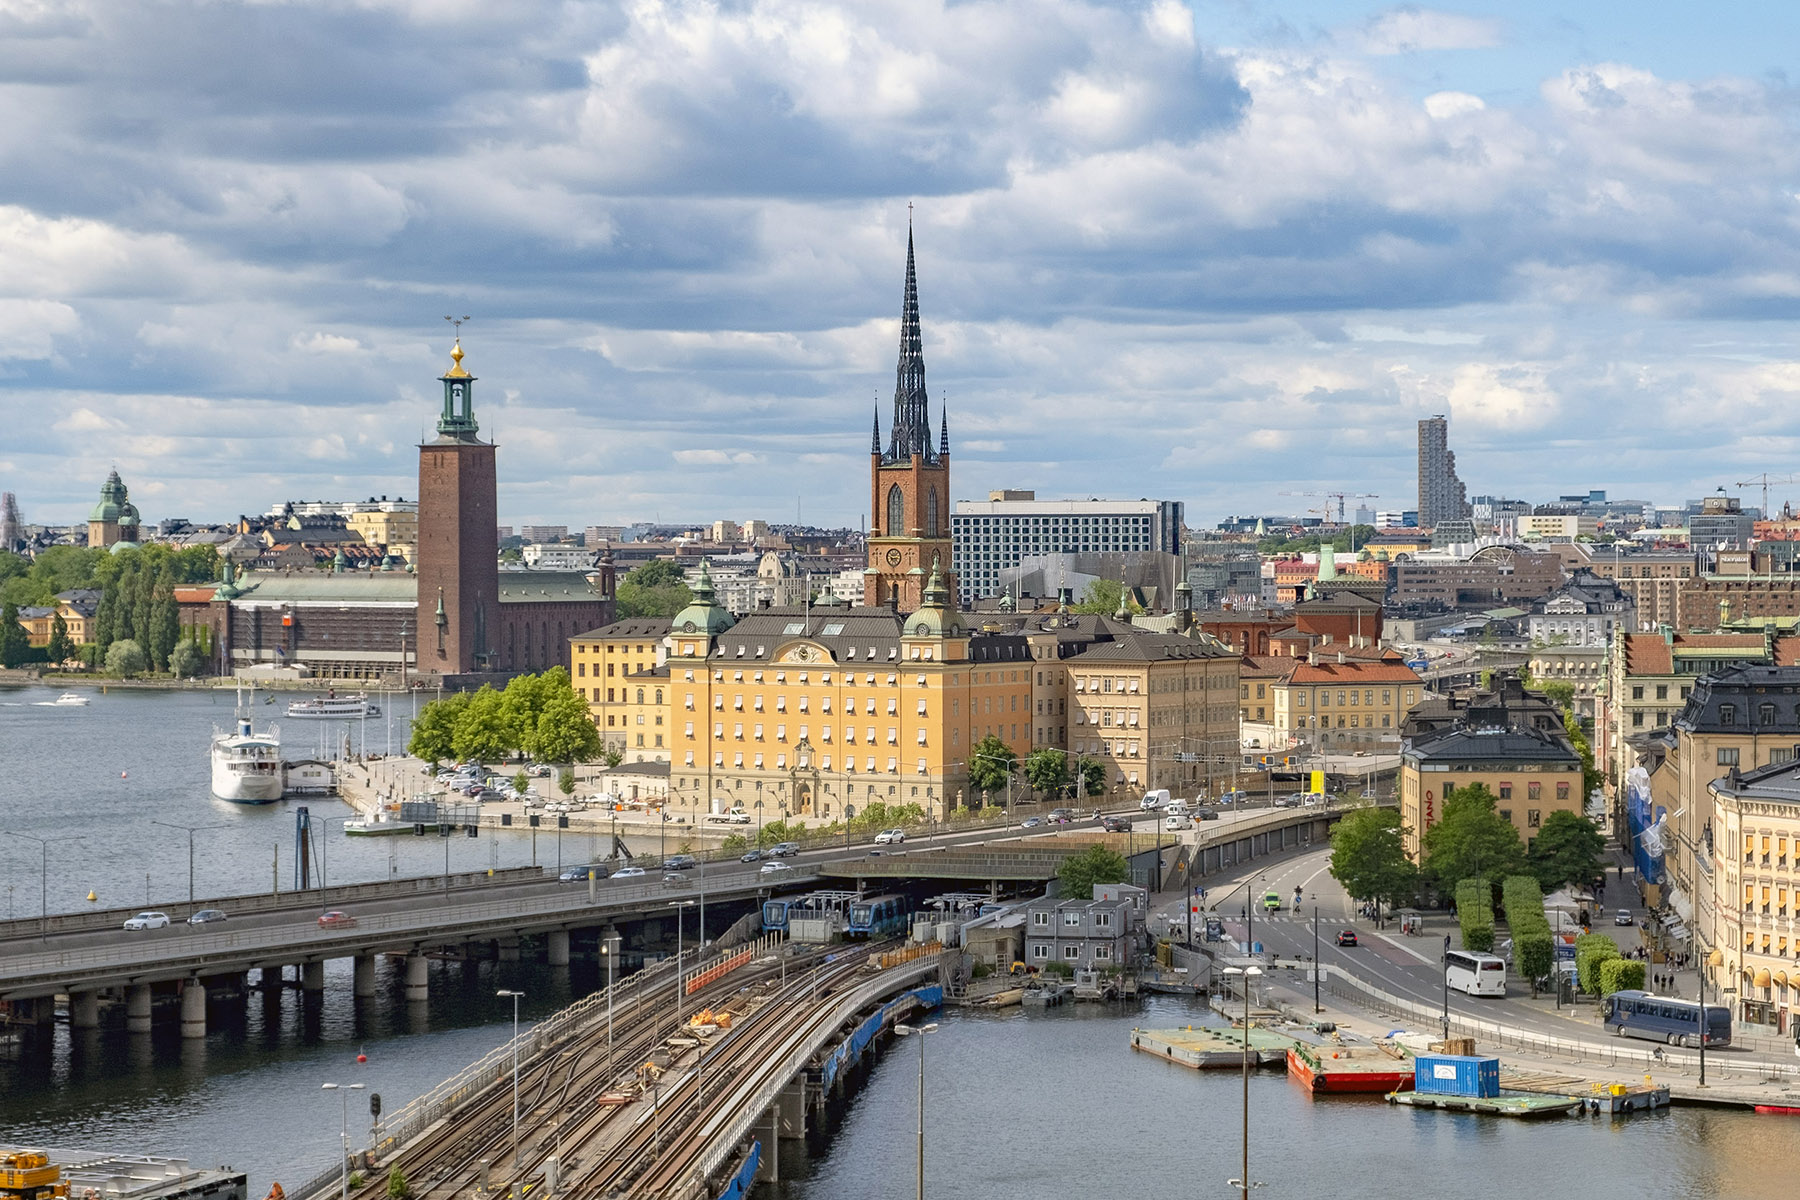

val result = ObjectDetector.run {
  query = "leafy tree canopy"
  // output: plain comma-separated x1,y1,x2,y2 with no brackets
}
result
104,638,148,677
615,559,691,619
1328,806,1418,911
1421,783,1525,889
967,735,1016,797
1024,748,1071,797
1528,810,1606,892
1072,578,1138,615
1057,843,1129,900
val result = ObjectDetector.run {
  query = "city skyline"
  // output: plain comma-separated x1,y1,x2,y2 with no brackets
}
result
6,3,1800,528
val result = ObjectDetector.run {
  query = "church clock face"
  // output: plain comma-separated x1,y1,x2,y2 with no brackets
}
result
885,548,903,567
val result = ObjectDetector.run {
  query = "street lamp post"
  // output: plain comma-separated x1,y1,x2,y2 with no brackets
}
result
152,820,229,907
496,989,524,1171
320,1081,365,1200
1441,933,1452,1042
603,933,620,1081
671,900,696,1033
5,831,81,941
894,1022,938,1200
1311,892,1321,1013
1221,965,1263,1198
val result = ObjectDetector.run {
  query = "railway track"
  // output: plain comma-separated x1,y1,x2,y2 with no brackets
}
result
342,945,829,1200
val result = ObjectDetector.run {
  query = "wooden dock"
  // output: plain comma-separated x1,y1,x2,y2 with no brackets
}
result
1387,1089,1584,1118
1130,1026,1295,1069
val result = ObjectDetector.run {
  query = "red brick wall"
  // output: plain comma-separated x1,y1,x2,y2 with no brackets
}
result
416,441,499,675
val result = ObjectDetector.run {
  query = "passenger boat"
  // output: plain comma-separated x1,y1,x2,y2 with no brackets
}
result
1287,1041,1415,1094
33,692,89,707
287,692,380,719
344,816,410,836
211,714,284,803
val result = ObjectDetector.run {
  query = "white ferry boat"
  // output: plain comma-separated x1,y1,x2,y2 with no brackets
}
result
34,692,90,707
286,692,381,719
211,715,284,803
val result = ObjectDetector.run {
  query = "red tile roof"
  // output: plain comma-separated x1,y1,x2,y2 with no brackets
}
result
1284,661,1424,685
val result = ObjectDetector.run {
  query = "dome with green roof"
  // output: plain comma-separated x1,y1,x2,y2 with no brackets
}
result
904,558,965,639
671,561,736,637
90,469,128,523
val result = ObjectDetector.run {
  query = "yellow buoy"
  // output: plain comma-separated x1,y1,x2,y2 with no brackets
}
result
86,891,97,903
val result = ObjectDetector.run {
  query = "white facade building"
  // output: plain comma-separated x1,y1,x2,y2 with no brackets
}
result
522,543,594,570
950,491,1183,606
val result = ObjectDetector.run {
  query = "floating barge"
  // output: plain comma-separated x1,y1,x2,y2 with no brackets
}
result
1387,1090,1583,1118
1502,1071,1670,1115
1288,1041,1415,1094
1130,1026,1293,1069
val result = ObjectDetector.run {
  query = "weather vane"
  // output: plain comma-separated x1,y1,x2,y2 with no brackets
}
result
444,315,471,335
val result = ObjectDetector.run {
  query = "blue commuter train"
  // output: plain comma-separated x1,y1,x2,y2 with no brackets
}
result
845,893,909,940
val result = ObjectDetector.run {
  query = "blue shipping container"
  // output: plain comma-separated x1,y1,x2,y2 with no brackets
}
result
1413,1054,1500,1098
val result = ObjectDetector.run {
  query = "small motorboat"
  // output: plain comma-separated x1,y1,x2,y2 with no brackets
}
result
35,692,90,707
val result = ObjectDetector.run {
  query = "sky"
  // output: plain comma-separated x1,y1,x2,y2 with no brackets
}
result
4,0,1800,531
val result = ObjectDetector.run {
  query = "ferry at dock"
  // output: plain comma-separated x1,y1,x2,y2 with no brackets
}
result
210,715,284,803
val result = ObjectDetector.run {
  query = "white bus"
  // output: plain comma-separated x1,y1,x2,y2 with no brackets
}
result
1444,950,1507,997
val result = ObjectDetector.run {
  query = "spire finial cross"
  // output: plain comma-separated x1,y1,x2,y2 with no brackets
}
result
444,315,471,336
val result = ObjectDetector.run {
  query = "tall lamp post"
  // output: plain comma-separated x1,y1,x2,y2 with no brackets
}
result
320,1081,365,1200
5,831,81,941
603,933,621,1080
496,989,525,1171
152,820,230,907
671,900,696,1032
1311,892,1321,1013
1221,966,1263,1198
894,1022,938,1200
1441,933,1452,1041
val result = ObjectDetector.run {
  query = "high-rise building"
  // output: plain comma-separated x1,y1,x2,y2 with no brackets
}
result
416,338,502,679
951,492,1184,607
0,492,19,552
864,226,954,611
1416,414,1470,530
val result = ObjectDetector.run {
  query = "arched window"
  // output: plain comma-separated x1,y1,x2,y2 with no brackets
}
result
887,485,905,536
926,487,939,537
655,688,663,704
636,688,645,703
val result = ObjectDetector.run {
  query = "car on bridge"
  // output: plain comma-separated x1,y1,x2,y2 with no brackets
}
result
1018,816,1043,829
739,849,763,862
760,861,793,875
1100,816,1133,833
1217,790,1247,805
874,828,906,844
187,909,228,925
317,910,357,928
1196,808,1219,821
662,854,698,870
558,864,610,882
610,866,647,879
123,912,170,931
768,842,800,857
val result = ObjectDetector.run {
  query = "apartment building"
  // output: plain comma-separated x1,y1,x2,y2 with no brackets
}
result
950,491,1183,606
1271,656,1425,753
1580,549,1699,631
1399,721,1584,863
1707,757,1800,1032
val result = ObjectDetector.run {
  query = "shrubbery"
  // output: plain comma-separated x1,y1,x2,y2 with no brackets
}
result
1575,932,1620,995
1455,878,1495,953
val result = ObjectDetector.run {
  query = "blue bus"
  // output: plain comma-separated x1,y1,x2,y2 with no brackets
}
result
1603,990,1731,1049
845,893,908,939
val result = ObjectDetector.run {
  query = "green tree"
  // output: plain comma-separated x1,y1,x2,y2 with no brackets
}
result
1421,783,1525,888
0,601,28,667
1455,878,1495,953
967,735,1016,802
451,685,511,762
1328,807,1419,914
513,768,531,794
168,639,203,678
92,578,117,652
45,612,73,668
1598,958,1647,997
1072,579,1136,615
1539,680,1576,709
104,638,148,677
601,746,623,768
1560,706,1604,805
559,769,575,797
499,669,557,757
1575,933,1620,995
1057,843,1129,899
408,691,470,765
615,560,691,619
1514,931,1555,993
1074,755,1107,798
1528,811,1606,892
147,566,178,671
1023,748,1071,798
532,690,604,764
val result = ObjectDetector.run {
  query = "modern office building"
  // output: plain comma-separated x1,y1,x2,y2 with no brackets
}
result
1417,414,1471,531
951,491,1183,606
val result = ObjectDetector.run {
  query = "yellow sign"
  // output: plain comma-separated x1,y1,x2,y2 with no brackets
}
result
1309,770,1325,795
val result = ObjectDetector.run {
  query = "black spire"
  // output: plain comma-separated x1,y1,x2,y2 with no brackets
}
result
871,402,882,454
884,222,935,465
939,411,949,457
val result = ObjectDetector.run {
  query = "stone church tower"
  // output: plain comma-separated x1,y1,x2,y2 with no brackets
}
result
864,226,955,612
415,338,500,679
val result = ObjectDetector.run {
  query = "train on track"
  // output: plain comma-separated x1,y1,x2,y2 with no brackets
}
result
845,893,909,939
761,890,859,935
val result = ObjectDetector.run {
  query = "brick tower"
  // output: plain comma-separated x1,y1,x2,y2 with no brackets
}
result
864,225,955,611
416,338,499,680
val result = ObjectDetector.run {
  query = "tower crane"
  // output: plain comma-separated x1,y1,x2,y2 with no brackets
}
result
1734,474,1798,517
1279,491,1381,525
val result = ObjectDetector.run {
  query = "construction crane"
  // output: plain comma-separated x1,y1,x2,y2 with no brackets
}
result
1735,474,1799,517
1280,490,1381,525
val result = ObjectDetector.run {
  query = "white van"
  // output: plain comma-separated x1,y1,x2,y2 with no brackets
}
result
1140,789,1171,811
1163,813,1194,832
1164,798,1190,818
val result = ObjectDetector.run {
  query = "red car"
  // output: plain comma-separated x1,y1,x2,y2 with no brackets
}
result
318,910,357,929
1335,930,1358,947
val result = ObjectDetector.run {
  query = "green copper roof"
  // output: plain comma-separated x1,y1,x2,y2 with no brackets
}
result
671,561,736,637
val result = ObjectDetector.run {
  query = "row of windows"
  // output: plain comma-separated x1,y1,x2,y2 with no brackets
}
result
684,722,927,746
1027,943,1115,961
684,750,923,773
1029,910,1115,929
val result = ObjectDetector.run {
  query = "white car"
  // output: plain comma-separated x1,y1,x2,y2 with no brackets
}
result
610,866,647,879
760,861,793,875
874,828,906,845
123,911,170,930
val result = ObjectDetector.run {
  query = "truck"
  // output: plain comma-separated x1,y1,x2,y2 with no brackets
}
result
1139,788,1171,811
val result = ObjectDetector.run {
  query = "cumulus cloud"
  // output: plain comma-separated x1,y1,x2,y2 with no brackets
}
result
0,1,1794,527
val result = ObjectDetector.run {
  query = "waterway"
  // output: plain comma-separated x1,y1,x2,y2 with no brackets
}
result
0,684,611,916
5,688,1799,1198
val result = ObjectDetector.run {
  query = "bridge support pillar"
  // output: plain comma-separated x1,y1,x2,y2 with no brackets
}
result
180,980,206,1040
353,955,378,998
762,1110,780,1181
776,1079,807,1140
70,990,100,1029
546,930,570,967
497,937,521,963
260,965,285,992
404,954,429,1003
301,961,326,992
126,983,152,1034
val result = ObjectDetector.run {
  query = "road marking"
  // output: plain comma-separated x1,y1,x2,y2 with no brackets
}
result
1371,933,1436,965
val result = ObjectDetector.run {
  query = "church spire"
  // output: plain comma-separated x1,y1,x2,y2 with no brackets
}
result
884,219,934,465
939,411,949,457
871,402,882,455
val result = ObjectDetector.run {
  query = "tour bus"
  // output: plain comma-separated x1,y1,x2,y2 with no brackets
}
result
1444,950,1508,997
1602,990,1731,1049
